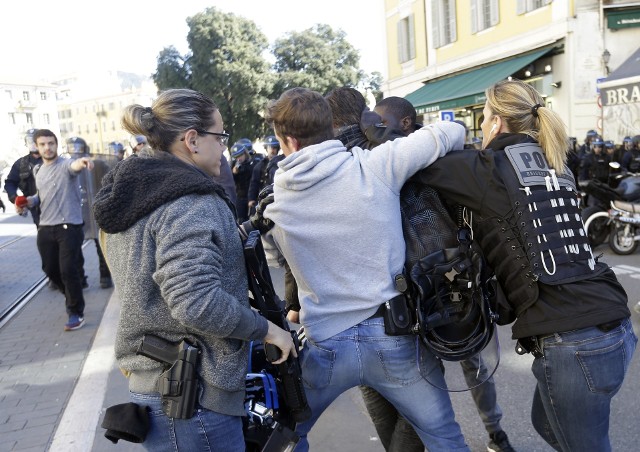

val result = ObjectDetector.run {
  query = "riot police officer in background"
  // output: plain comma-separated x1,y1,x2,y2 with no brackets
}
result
604,140,623,166
579,129,598,156
230,138,258,222
109,141,125,162
4,128,42,225
580,137,610,182
247,135,285,211
622,135,640,173
566,137,580,180
67,136,113,289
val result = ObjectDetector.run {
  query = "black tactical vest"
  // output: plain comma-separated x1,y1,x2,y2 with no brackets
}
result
18,155,39,196
473,144,601,316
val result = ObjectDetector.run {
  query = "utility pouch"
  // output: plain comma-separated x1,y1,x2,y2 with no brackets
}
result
101,402,150,444
383,294,413,335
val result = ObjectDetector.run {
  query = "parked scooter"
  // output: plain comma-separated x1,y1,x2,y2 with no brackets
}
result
606,202,640,255
584,163,640,254
580,165,628,246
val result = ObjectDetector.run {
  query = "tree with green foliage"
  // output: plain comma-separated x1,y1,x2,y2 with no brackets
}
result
153,7,273,141
153,46,192,90
271,24,362,97
362,71,384,104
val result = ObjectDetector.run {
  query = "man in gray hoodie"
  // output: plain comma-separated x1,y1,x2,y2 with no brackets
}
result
261,87,468,451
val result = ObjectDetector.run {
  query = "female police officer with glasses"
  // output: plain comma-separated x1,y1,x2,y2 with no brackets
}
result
94,89,295,451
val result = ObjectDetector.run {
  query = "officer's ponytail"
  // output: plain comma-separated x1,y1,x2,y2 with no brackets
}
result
486,80,569,175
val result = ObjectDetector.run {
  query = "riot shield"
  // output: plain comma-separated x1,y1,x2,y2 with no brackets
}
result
72,153,118,240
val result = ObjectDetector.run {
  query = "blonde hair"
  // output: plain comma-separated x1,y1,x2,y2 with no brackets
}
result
486,79,569,174
121,89,218,152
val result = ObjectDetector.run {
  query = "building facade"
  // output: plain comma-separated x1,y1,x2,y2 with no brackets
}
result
1,71,156,176
54,70,157,154
0,78,61,169
383,0,640,142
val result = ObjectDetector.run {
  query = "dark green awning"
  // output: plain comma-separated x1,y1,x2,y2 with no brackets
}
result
406,47,554,114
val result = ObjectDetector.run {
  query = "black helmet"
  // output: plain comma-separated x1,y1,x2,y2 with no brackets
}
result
67,136,89,154
262,135,280,149
231,139,252,158
411,241,495,362
25,128,39,153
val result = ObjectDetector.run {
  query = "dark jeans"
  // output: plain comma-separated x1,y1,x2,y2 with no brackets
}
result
37,224,85,316
236,196,249,223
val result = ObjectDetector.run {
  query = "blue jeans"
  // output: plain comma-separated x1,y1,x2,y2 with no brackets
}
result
295,317,468,451
530,318,636,451
130,392,244,452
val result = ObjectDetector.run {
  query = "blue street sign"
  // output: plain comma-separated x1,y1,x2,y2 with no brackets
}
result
440,111,455,121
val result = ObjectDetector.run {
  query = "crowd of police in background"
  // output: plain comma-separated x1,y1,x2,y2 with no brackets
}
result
568,131,640,185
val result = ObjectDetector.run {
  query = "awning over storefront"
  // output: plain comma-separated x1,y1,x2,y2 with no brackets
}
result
406,46,555,114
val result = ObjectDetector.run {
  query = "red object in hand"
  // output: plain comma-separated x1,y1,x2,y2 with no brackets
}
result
15,196,28,208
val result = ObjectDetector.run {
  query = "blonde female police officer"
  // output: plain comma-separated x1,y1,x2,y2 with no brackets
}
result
412,79,635,452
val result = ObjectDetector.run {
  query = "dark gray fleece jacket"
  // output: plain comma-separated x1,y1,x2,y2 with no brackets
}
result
94,153,268,417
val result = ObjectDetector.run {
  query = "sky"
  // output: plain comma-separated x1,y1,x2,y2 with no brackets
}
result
0,0,387,82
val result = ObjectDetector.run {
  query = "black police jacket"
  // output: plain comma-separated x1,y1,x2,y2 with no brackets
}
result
4,153,42,202
413,133,629,339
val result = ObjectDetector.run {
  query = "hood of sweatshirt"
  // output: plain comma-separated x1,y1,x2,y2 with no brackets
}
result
275,139,354,192
94,153,230,233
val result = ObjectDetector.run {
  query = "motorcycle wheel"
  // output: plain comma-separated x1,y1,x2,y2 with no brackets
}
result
608,223,638,255
582,206,610,247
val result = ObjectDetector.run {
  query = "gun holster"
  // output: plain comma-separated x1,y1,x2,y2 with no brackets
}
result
101,402,150,444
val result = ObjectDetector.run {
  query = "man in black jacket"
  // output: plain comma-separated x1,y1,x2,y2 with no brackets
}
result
4,128,42,225
248,136,285,212
230,139,258,222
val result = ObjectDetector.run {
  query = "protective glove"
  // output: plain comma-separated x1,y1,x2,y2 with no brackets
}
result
242,184,275,234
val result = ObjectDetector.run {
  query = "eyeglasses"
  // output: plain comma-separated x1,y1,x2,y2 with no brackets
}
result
199,130,229,146
180,130,229,146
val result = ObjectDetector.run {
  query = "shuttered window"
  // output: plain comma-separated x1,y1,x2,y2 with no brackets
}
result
397,14,416,63
432,0,457,48
517,0,552,15
471,0,499,34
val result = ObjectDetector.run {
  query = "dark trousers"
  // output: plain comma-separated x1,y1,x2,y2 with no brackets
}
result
94,239,111,278
360,386,424,452
236,196,249,223
37,224,85,316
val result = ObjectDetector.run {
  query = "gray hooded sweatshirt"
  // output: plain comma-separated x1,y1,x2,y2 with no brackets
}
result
263,122,464,342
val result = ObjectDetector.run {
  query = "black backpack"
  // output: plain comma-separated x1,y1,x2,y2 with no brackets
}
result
400,180,496,361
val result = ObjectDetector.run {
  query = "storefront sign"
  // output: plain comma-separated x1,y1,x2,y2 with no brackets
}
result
601,81,640,106
607,9,640,29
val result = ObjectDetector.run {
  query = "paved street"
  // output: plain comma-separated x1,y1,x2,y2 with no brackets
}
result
1,209,639,451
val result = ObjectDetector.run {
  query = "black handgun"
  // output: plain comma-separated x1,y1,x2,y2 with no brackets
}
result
136,334,199,419
243,230,312,427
